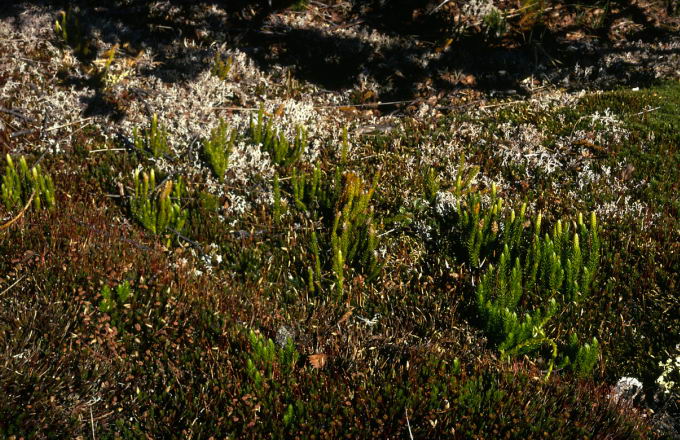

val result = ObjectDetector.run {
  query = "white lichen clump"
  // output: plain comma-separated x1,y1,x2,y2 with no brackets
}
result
657,355,680,395
611,376,643,404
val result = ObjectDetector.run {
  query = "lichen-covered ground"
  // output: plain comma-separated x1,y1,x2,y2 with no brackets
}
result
0,1,678,438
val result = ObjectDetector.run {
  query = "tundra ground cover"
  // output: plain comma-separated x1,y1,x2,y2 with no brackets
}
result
0,1,678,438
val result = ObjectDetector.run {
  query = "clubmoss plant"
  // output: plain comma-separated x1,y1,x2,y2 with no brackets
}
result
424,154,479,201
483,7,507,39
430,158,602,377
130,169,187,244
289,164,381,298
1,154,56,212
330,172,381,297
273,173,282,224
422,166,441,203
471,207,601,377
247,329,299,381
54,9,92,58
560,334,600,378
133,114,170,158
99,281,132,313
93,44,118,86
250,105,306,167
203,119,235,180
476,245,560,370
99,281,133,330
340,125,350,164
210,53,233,80
245,329,301,433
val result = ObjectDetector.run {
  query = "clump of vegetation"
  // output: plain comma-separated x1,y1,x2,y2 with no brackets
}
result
483,7,507,39
133,114,170,158
99,280,132,313
203,119,236,181
427,157,601,377
287,162,381,298
99,281,133,330
245,329,300,419
250,105,306,167
328,172,381,297
129,169,187,242
92,44,120,87
1,155,56,212
560,333,601,378
210,52,233,80
54,9,92,58
657,354,680,397
289,0,310,11
5,3,680,435
272,173,282,224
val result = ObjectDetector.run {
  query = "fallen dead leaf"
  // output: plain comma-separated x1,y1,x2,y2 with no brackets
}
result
309,353,327,369
337,308,353,326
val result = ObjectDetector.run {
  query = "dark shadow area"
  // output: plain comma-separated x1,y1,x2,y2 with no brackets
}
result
1,0,678,118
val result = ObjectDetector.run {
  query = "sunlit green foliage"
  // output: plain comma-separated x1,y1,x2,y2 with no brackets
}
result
1,155,56,212
210,53,233,80
54,9,92,57
428,158,601,377
129,169,187,241
203,119,235,180
250,105,306,167
287,163,381,299
133,114,170,158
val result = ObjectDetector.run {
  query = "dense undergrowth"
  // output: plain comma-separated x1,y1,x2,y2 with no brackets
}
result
1,3,679,438
1,80,678,438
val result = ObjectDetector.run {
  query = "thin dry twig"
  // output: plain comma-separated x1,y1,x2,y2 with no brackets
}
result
315,99,416,109
406,408,414,440
634,106,661,116
0,274,27,298
10,117,93,139
90,405,96,440
479,99,526,110
210,106,260,112
89,148,128,154
428,0,452,15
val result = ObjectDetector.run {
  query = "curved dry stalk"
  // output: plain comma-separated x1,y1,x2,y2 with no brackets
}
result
0,190,36,231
